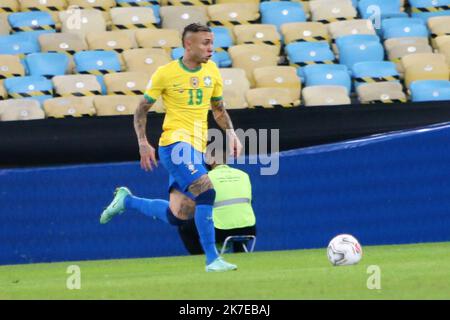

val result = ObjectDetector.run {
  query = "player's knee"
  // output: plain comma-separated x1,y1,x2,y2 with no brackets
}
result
195,188,216,206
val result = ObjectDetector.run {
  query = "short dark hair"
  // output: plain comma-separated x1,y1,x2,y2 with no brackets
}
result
182,23,212,47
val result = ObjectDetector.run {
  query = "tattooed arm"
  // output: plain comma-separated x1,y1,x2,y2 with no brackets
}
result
211,99,242,158
134,98,158,171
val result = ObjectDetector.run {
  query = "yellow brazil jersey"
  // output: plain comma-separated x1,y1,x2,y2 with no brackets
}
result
144,58,223,153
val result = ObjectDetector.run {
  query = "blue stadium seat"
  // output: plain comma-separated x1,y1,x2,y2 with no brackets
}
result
26,53,69,78
171,47,231,68
285,42,336,80
303,64,352,94
74,51,122,95
410,80,450,102
381,18,429,39
0,33,40,56
211,27,233,49
352,61,400,88
260,2,307,31
336,34,384,70
8,11,55,33
409,0,450,22
4,75,53,104
358,0,404,20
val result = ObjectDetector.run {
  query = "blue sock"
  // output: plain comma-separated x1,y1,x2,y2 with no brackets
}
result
195,189,219,265
125,195,170,224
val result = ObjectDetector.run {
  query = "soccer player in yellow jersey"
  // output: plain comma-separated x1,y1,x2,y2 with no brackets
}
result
100,23,243,272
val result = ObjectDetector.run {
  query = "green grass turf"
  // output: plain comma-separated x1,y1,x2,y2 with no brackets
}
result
1,242,449,300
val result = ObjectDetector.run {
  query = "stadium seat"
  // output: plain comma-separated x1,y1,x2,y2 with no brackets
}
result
253,66,301,103
7,11,55,33
401,53,449,87
358,0,404,20
207,3,260,29
409,0,450,22
110,7,160,30
302,85,351,106
4,75,53,104
68,0,116,24
428,16,450,47
86,31,135,53
352,61,400,88
0,13,11,35
0,33,40,56
38,32,88,54
160,6,208,33
386,41,432,74
43,96,96,118
260,1,307,31
228,44,279,86
0,0,19,13
303,64,351,93
356,82,407,103
59,9,107,37
0,54,25,79
328,20,376,41
280,22,329,44
17,0,67,25
52,74,102,97
410,80,450,102
309,0,357,23
94,95,141,116
382,18,429,39
211,26,234,48
336,34,384,70
0,98,45,121
135,28,181,50
285,41,336,80
246,87,298,108
384,36,431,52
219,67,250,109
25,52,69,78
122,48,171,75
103,71,149,95
233,24,281,49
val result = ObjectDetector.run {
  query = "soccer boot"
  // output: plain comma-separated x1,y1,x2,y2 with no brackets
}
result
100,187,131,224
205,257,238,272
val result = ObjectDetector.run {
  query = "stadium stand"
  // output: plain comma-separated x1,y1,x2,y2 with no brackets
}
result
280,21,329,44
103,71,149,95
94,94,141,116
0,98,45,120
246,87,297,108
356,81,407,103
122,47,171,74
43,96,96,117
303,64,352,93
401,52,449,87
253,65,301,103
26,52,70,78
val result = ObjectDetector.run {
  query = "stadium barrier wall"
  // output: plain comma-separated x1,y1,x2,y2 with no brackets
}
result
1,122,450,265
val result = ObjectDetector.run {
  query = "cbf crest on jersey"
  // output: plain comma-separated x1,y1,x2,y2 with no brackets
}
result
203,76,212,87
190,77,199,88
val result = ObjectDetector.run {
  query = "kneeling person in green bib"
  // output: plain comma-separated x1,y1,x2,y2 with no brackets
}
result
178,150,257,254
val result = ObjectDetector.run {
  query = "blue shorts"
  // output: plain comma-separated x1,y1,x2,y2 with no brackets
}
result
158,142,208,199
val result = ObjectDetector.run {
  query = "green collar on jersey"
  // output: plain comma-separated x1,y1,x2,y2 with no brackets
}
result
178,57,202,73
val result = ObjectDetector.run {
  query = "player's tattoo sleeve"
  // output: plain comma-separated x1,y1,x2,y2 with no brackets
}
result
211,99,234,131
134,99,154,143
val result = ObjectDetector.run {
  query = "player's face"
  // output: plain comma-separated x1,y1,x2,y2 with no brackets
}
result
188,31,214,64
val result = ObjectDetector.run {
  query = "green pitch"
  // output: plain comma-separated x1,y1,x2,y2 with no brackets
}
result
1,242,449,300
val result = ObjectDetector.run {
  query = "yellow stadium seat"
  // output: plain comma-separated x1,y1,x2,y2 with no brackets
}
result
44,96,96,118
0,98,45,121
94,95,141,116
122,48,171,76
59,9,107,37
86,30,135,53
110,7,159,31
233,24,281,50
384,37,430,52
280,22,329,44
309,0,357,24
103,71,149,95
357,82,407,104
253,66,301,104
219,68,250,109
0,55,26,79
246,87,298,108
160,6,208,33
328,19,376,40
228,44,279,87
52,74,102,97
135,28,181,50
302,85,350,106
207,3,259,29
401,53,449,87
428,16,450,48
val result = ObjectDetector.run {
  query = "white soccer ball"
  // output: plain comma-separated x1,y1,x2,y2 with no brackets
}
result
327,234,363,266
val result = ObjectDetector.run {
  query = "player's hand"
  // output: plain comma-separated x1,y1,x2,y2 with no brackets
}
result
139,140,158,171
228,131,242,158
